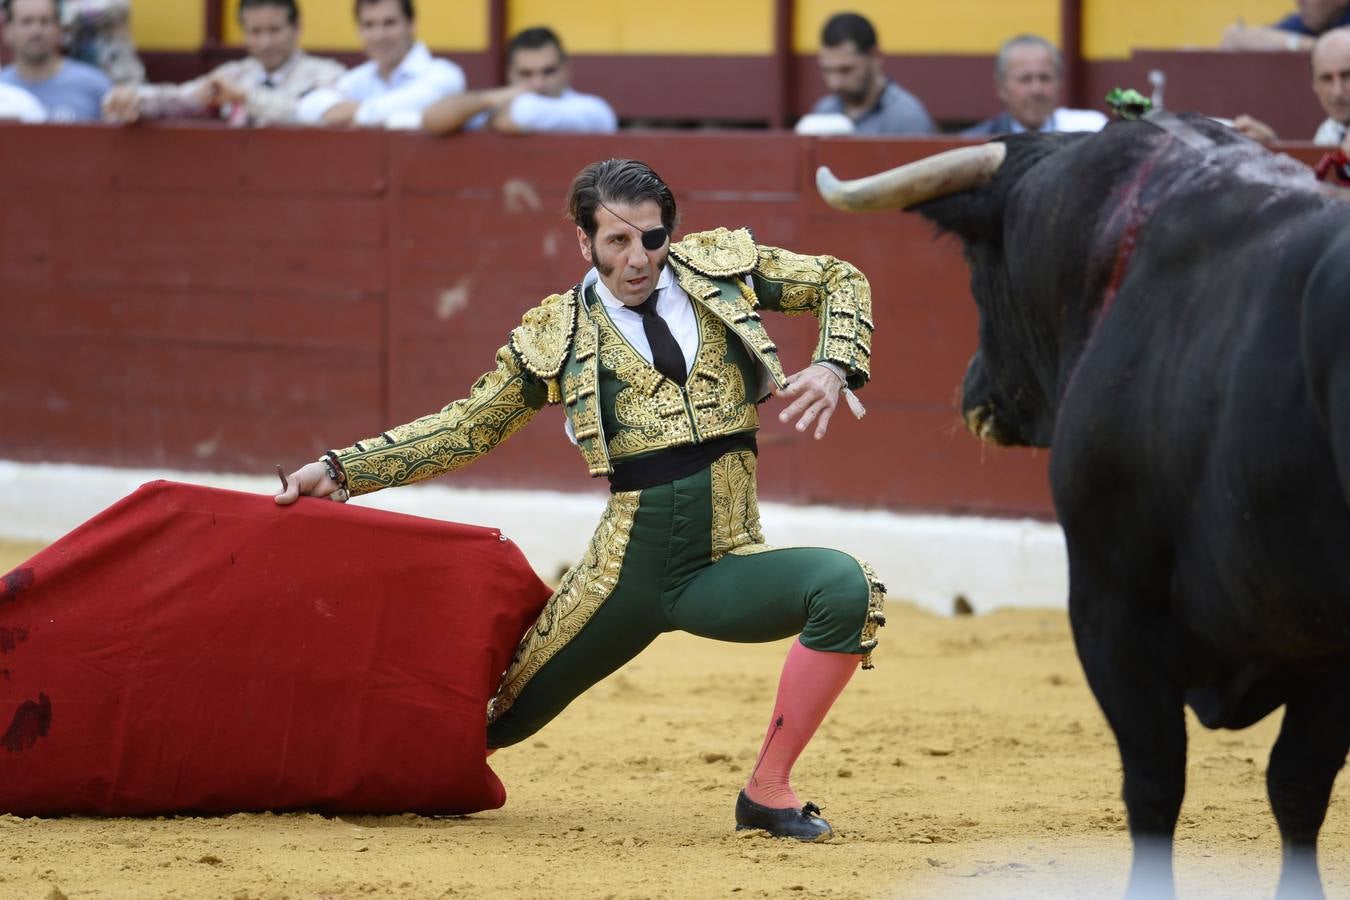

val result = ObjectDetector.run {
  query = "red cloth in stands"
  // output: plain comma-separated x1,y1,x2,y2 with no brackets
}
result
0,481,552,816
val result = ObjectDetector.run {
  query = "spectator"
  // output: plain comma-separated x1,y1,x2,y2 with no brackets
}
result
0,80,45,120
62,0,142,85
421,26,616,135
1222,0,1350,52
1232,26,1350,149
102,0,344,127
297,0,463,128
799,11,933,136
962,35,1107,137
0,0,109,122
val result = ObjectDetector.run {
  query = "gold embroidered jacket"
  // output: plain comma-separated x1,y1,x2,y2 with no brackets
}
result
334,227,872,494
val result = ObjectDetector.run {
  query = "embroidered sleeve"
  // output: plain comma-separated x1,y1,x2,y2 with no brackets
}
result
752,246,873,388
332,344,549,496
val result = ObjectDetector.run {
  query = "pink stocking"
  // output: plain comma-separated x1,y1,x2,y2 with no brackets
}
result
743,639,860,809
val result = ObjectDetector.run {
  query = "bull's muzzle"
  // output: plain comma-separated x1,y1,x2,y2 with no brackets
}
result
963,404,1002,444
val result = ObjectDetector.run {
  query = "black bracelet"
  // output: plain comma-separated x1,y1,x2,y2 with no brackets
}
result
320,451,347,486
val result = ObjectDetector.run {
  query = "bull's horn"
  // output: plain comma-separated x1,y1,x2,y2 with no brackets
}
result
816,143,1008,212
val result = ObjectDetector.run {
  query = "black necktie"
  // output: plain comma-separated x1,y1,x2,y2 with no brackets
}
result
634,290,687,386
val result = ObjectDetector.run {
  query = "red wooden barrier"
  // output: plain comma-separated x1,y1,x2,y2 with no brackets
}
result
0,126,1331,519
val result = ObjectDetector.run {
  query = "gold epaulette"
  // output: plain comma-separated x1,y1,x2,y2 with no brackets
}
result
508,288,578,387
669,227,758,278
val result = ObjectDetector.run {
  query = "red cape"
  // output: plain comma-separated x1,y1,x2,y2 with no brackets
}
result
0,481,552,816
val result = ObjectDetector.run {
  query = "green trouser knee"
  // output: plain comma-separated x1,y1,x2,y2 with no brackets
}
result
487,459,873,749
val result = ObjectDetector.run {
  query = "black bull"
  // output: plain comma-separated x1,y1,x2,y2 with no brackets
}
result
820,116,1350,898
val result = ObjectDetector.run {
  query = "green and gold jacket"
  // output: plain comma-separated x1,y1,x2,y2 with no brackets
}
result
334,227,872,494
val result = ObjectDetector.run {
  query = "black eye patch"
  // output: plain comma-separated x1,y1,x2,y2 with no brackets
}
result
641,227,668,251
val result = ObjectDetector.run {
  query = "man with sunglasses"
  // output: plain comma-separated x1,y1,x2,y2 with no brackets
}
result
276,158,879,842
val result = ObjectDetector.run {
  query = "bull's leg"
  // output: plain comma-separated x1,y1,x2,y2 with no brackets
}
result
1267,674,1350,900
1068,574,1188,900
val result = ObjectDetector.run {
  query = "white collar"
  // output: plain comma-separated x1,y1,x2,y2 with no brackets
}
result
590,264,675,313
383,41,432,83
256,50,302,83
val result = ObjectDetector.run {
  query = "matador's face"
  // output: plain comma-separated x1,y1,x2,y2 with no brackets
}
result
578,200,670,307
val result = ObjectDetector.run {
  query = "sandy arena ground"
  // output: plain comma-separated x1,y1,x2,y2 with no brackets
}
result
2,539,1346,900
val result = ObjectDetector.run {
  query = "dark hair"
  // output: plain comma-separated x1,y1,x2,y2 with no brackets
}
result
821,12,877,53
353,0,413,22
239,0,298,25
2,0,61,21
567,159,678,238
508,26,565,63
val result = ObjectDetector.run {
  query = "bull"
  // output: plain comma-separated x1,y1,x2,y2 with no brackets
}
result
818,116,1350,898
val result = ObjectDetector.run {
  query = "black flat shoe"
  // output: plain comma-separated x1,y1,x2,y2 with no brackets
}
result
734,790,834,841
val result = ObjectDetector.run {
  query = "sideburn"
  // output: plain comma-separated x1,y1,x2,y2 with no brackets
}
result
589,241,616,278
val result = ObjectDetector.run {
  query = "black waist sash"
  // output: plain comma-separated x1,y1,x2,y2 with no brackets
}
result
608,433,758,493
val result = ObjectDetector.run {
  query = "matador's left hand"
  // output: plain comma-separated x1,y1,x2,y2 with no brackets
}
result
776,364,844,440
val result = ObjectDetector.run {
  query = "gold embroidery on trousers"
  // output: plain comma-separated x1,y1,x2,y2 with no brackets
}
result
850,556,887,670
487,490,641,722
710,449,764,560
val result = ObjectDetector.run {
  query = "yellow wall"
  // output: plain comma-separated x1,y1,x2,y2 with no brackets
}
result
1084,0,1294,59
222,0,488,52
794,0,1059,54
507,0,774,55
133,1,1310,60
130,0,203,51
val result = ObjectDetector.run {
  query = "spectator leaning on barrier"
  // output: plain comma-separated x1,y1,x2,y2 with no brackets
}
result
62,0,142,85
961,34,1106,137
297,0,463,128
102,0,344,127
798,11,933,136
1232,26,1350,151
421,26,616,135
0,79,46,120
1222,0,1350,52
0,0,109,121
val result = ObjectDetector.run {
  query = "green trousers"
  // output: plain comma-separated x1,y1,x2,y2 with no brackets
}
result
487,449,882,748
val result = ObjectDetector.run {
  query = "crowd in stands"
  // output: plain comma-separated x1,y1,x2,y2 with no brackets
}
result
0,0,1348,155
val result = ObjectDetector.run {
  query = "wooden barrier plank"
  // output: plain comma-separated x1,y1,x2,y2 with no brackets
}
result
0,125,119,188
0,283,380,348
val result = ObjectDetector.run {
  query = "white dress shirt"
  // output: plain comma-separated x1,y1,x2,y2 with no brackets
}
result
591,264,698,373
297,42,464,127
468,87,617,133
505,88,617,133
1314,117,1348,147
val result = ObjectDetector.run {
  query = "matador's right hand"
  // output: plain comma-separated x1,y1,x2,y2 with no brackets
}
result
274,461,340,506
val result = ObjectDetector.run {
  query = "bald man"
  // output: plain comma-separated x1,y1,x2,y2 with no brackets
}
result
1232,27,1350,150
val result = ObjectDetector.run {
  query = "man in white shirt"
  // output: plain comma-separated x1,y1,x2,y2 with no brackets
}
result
101,0,344,127
962,34,1108,137
1232,27,1350,150
421,26,617,135
297,0,464,128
